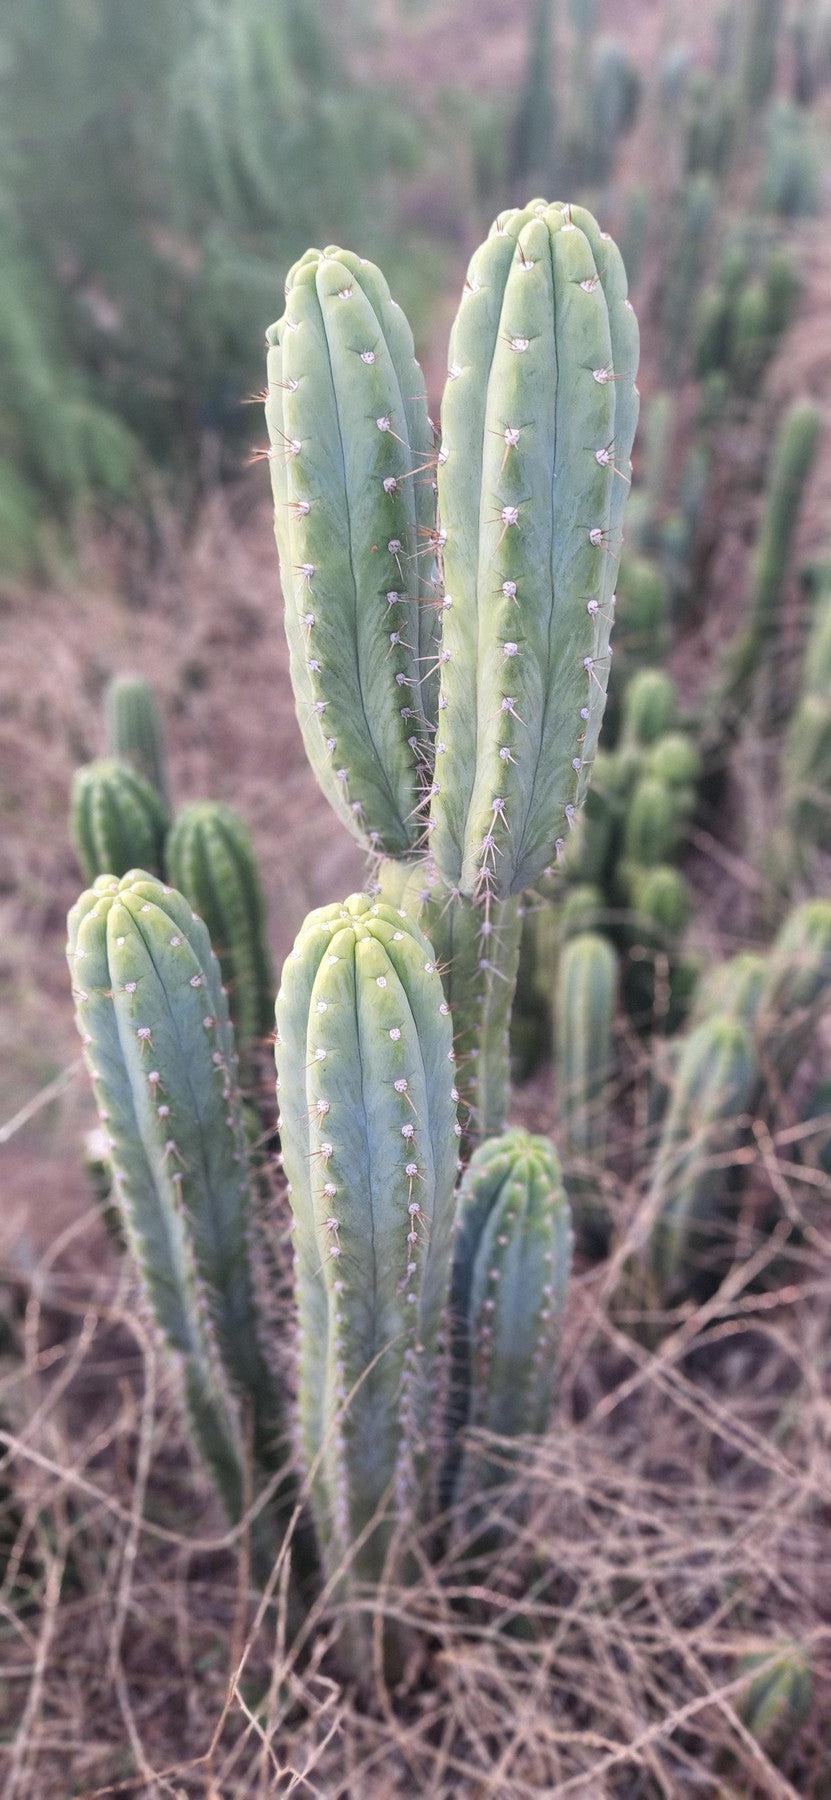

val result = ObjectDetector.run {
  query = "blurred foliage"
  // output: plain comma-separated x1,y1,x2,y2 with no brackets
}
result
0,0,426,571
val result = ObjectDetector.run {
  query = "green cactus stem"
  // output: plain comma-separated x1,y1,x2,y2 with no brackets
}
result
756,899,831,1085
167,801,275,1050
378,858,523,1148
737,1642,812,1749
622,775,678,867
70,759,169,882
661,175,716,385
105,673,170,807
621,669,677,748
692,951,768,1029
644,1016,758,1297
428,199,639,900
450,1130,572,1499
264,247,438,859
275,894,459,1605
67,872,293,1534
555,931,618,1162
741,0,783,110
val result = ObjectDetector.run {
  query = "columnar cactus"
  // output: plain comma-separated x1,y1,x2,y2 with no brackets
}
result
275,894,459,1599
661,175,716,385
70,759,169,882
692,951,768,1028
756,898,831,1083
449,1130,572,1496
379,858,523,1147
621,669,677,748
645,1016,758,1296
622,776,678,866
716,401,822,725
264,247,438,859
67,873,291,1529
555,931,618,1167
741,0,783,111
105,674,170,807
783,585,831,854
167,801,275,1049
428,199,639,899
737,1643,812,1749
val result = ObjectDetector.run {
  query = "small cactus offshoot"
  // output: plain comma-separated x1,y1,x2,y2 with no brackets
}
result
167,800,275,1050
71,759,169,883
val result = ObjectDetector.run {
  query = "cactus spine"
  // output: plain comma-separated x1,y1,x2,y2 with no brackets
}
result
167,802,274,1049
264,247,438,860
67,873,292,1530
71,759,169,882
275,895,459,1600
450,1131,572,1495
428,199,639,899
105,674,170,807
645,1017,758,1296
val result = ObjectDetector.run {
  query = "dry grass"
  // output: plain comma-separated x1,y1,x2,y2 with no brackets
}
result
1,1104,829,1797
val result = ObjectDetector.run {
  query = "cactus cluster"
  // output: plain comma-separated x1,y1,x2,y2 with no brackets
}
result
70,676,275,1055
694,237,801,397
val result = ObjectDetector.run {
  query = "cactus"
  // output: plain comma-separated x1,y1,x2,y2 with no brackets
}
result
741,0,783,111
760,99,821,218
450,1130,572,1495
623,776,678,867
274,893,459,1603
264,247,438,859
684,73,736,179
378,860,522,1147
717,401,822,725
104,674,170,807
692,951,768,1028
509,0,559,188
737,1642,812,1749
645,731,701,793
70,759,169,882
782,585,831,855
618,185,648,292
589,40,641,184
428,199,639,899
67,872,293,1537
756,899,831,1084
621,670,677,749
661,176,716,385
614,554,670,674
645,1016,758,1297
555,932,618,1223
166,801,275,1050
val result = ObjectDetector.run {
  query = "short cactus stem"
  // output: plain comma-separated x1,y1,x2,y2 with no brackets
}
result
275,894,459,1613
691,951,768,1029
71,759,169,882
555,932,618,1253
428,198,639,900
449,1130,572,1502
104,673,170,807
378,859,522,1150
644,1016,758,1299
621,669,677,748
166,801,275,1051
264,247,438,859
756,899,831,1087
67,872,294,1535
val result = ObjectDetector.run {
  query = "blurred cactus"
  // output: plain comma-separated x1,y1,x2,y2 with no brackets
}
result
67,872,293,1539
450,1130,572,1494
622,670,678,749
275,894,459,1608
741,0,784,111
550,928,615,1195
716,401,822,726
645,1016,758,1297
618,185,648,292
737,1642,812,1749
760,99,821,218
661,176,716,385
167,801,275,1050
757,899,831,1083
684,73,736,179
105,675,170,808
692,951,768,1028
782,578,831,855
71,759,169,882
623,777,679,866
509,0,559,189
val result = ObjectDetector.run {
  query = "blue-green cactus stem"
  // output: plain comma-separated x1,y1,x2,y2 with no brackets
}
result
645,1016,758,1296
450,1130,572,1498
621,669,677,748
378,859,523,1147
71,759,169,882
68,872,290,1502
428,199,639,900
105,673,170,808
264,247,438,858
167,802,275,1049
555,931,618,1164
275,894,459,1597
622,775,679,867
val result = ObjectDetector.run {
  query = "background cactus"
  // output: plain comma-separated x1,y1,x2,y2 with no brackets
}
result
741,0,783,112
274,894,459,1604
555,931,618,1250
450,1129,572,1496
104,673,170,807
70,759,169,882
167,801,275,1051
